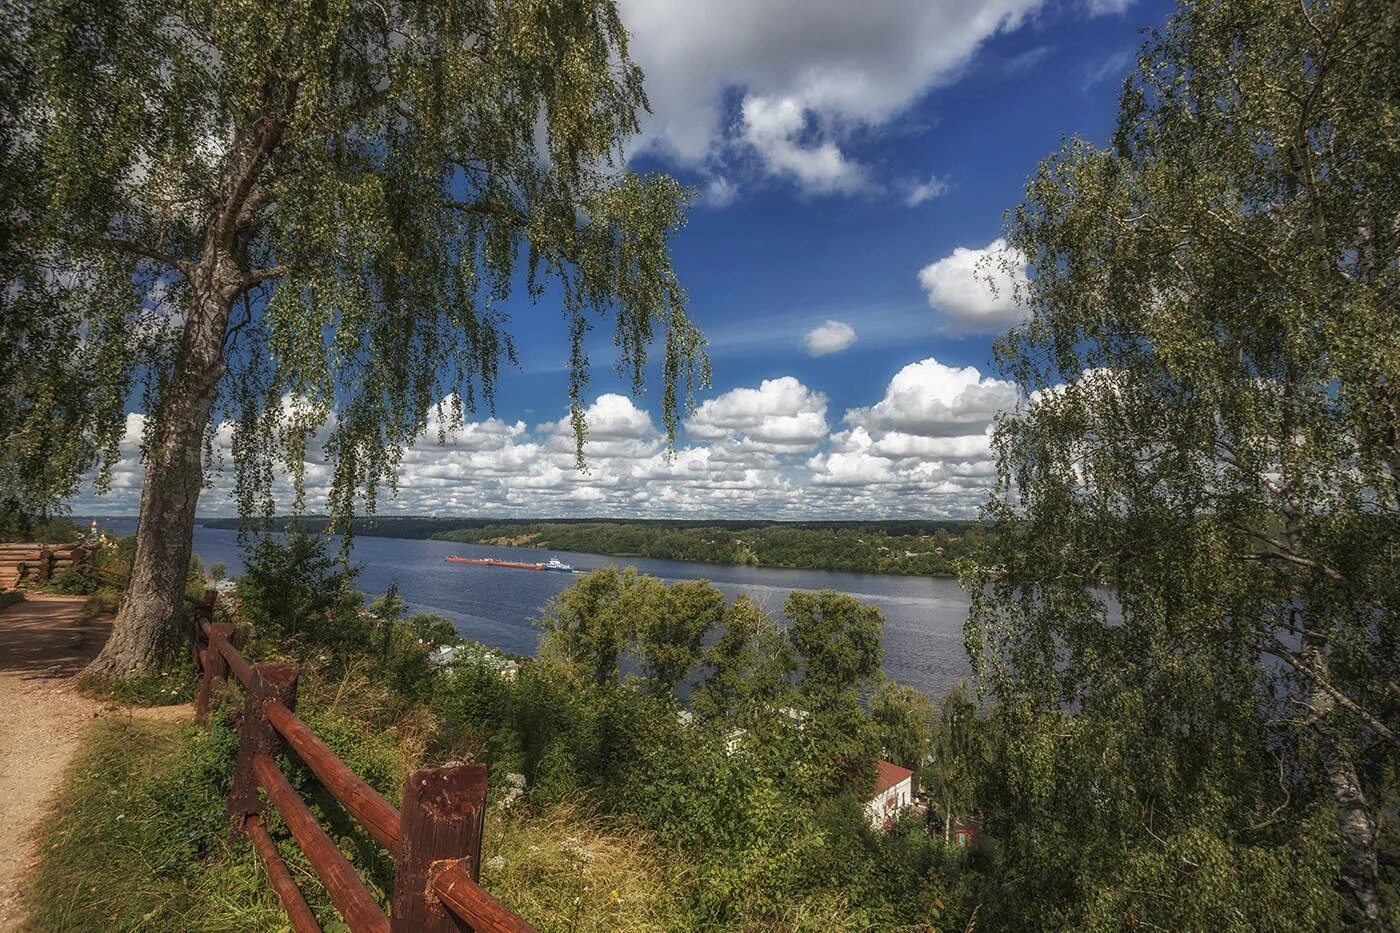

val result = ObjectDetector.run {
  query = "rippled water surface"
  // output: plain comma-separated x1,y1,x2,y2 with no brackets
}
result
100,520,974,697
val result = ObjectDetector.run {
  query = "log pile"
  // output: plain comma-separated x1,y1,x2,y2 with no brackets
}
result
0,542,91,589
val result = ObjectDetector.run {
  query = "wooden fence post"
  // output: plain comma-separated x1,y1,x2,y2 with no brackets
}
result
191,588,216,668
229,662,299,825
195,622,234,726
390,763,488,932
35,548,53,585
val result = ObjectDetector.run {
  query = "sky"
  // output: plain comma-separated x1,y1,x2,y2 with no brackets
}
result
76,0,1175,520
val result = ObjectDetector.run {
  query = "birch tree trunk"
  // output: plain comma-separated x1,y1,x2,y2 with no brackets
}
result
84,256,240,678
1299,620,1384,928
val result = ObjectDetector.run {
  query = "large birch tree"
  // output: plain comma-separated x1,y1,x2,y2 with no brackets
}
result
2,0,705,679
968,0,1399,926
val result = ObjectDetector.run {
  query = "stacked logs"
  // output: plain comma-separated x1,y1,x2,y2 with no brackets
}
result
0,542,90,589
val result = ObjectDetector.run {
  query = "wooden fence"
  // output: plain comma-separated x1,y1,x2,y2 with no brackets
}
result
88,567,536,933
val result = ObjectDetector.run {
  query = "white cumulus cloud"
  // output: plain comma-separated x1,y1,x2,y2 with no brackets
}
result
616,0,1057,195
846,357,1017,437
804,320,857,356
685,377,829,453
70,362,1032,520
917,237,1029,331
740,95,866,194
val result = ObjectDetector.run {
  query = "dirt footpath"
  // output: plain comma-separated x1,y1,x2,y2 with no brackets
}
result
0,595,190,928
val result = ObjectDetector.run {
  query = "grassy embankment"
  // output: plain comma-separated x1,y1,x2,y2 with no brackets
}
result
24,670,689,932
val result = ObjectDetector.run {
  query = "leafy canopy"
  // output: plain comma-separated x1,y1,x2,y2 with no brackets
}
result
3,0,706,521
965,0,1400,925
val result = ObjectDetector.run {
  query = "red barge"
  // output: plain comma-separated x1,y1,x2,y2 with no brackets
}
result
444,555,576,573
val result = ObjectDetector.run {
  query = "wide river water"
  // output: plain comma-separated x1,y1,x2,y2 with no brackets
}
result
98,520,974,697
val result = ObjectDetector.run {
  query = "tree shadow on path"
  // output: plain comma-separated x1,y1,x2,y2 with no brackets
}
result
0,595,110,681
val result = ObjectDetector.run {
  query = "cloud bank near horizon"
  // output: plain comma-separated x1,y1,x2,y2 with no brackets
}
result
71,357,1019,521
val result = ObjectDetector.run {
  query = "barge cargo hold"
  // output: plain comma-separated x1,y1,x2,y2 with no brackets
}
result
444,555,576,573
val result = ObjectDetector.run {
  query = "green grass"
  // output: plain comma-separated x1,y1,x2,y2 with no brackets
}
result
23,682,709,932
22,717,290,932
0,590,23,612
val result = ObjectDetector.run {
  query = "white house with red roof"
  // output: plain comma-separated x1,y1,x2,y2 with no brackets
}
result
865,759,914,829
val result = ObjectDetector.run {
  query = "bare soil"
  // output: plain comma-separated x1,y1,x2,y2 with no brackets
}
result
0,594,192,929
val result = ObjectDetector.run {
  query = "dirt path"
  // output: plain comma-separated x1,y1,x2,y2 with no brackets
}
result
0,595,192,928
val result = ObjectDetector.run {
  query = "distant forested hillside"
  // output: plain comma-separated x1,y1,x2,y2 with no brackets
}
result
434,521,981,576
198,516,981,576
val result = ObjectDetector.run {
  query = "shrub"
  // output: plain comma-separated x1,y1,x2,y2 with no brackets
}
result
236,533,367,655
47,566,96,595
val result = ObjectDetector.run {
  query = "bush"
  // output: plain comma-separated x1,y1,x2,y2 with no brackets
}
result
46,566,96,595
236,533,367,654
82,587,121,617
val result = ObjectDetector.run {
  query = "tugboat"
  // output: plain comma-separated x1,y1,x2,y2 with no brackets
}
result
542,558,575,573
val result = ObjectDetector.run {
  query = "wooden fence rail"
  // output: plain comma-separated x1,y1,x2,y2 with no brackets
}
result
83,565,535,932
1,541,92,588
199,612,536,932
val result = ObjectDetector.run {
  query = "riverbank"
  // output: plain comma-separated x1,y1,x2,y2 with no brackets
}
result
192,515,981,577
87,519,977,698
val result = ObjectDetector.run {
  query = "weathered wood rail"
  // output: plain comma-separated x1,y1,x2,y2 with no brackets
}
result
0,541,91,588
83,566,536,932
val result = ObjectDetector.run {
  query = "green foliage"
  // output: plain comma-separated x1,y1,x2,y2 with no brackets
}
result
537,565,648,688
692,595,787,722
786,589,883,712
0,590,23,612
633,580,725,697
924,682,980,838
4,0,706,523
35,546,979,930
206,561,226,582
871,681,934,783
965,3,1400,924
435,518,981,575
236,533,366,654
0,509,84,543
45,565,95,595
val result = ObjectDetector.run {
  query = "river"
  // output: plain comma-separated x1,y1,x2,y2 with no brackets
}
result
96,519,974,698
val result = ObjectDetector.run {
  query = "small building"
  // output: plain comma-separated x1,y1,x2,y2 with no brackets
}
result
432,643,519,679
865,759,914,829
951,816,983,847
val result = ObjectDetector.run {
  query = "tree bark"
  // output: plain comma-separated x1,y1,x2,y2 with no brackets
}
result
84,94,288,680
84,259,240,678
1299,637,1385,929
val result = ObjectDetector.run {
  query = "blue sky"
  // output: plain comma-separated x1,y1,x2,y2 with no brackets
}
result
84,0,1175,520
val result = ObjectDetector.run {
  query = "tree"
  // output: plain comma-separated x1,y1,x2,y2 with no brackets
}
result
871,680,933,787
694,595,788,721
236,533,364,653
6,1,705,679
537,565,643,687
923,683,977,843
785,589,883,713
968,1,1400,925
634,579,725,698
206,561,226,582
